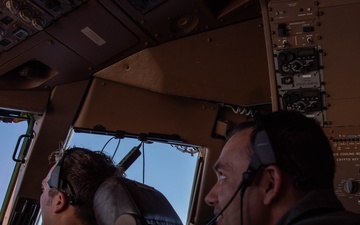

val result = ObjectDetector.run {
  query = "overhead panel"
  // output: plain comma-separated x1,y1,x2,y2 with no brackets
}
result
45,0,140,66
112,0,262,43
0,0,87,52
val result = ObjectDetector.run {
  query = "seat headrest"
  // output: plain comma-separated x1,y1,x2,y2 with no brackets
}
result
93,176,183,225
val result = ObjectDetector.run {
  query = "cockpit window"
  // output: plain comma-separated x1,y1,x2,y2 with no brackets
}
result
0,119,28,214
66,130,200,223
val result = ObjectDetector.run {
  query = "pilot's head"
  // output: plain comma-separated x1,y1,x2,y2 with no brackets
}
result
205,111,334,225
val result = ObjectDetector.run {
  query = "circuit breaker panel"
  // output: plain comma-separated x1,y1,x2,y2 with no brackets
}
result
261,0,360,213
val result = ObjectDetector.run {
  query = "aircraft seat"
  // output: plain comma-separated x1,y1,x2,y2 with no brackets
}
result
93,176,183,225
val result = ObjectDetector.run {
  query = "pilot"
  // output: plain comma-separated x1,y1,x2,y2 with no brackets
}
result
40,147,120,225
205,111,360,225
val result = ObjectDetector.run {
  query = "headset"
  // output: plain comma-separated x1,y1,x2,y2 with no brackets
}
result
47,151,78,205
206,125,277,225
244,129,277,184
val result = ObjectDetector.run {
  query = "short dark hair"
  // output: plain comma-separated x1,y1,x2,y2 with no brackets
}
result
49,147,119,225
229,111,335,190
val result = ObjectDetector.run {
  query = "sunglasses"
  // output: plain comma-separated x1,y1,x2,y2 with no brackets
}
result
47,152,77,205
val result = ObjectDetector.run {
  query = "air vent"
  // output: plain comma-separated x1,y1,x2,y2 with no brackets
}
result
0,60,56,89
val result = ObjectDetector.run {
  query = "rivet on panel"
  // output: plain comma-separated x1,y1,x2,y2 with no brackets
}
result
316,11,324,16
124,64,130,70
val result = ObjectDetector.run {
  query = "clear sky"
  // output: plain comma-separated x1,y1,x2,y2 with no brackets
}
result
0,121,198,224
0,121,28,210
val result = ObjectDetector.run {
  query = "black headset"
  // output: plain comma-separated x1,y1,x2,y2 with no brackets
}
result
242,129,277,186
47,152,78,205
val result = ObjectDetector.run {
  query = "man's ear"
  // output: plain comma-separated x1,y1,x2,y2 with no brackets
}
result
53,191,70,213
261,165,283,206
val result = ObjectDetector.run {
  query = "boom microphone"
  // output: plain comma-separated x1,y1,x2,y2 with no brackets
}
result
205,176,248,225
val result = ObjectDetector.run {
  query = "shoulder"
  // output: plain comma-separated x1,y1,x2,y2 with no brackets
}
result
290,210,360,225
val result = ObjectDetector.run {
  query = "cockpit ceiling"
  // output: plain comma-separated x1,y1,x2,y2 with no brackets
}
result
0,0,261,92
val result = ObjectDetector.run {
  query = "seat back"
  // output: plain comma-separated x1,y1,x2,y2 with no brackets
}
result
93,176,183,225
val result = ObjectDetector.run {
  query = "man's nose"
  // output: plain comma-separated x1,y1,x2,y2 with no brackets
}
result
205,184,218,206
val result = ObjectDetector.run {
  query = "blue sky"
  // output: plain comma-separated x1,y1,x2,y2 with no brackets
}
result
0,121,28,209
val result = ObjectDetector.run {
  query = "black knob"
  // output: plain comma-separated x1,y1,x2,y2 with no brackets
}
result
290,93,300,103
283,94,291,103
286,52,295,61
278,53,287,61
291,61,302,72
344,179,359,194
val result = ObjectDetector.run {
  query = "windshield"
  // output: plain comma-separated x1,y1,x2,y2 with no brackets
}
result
0,120,28,213
66,130,200,224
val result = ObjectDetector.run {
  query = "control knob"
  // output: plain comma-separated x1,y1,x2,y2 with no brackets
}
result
290,60,303,72
32,18,45,30
19,9,33,23
344,179,359,194
5,0,20,14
